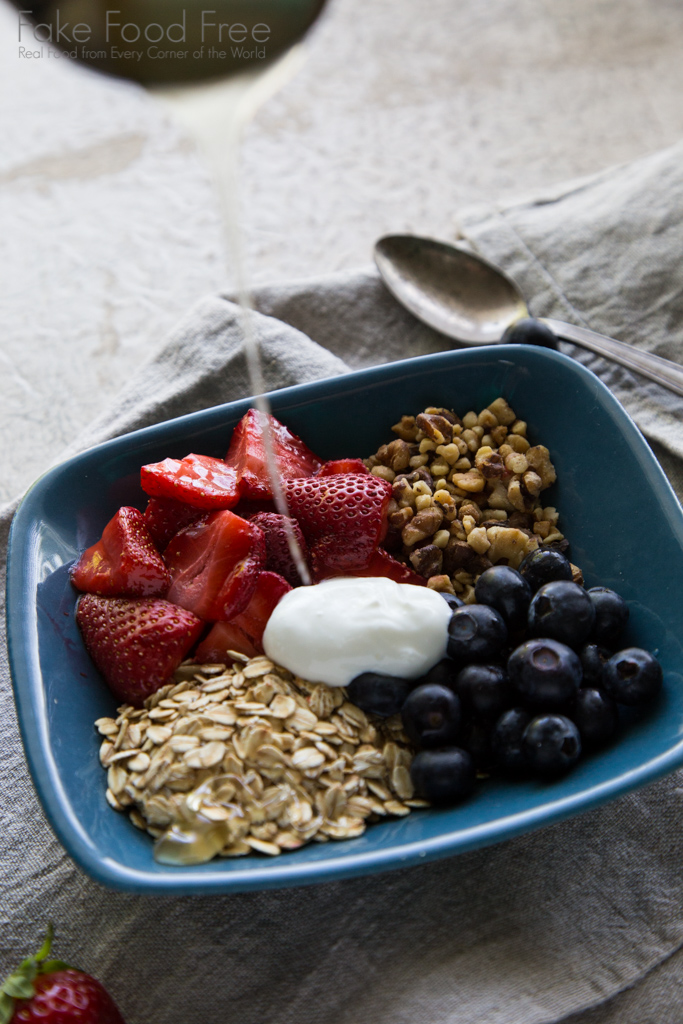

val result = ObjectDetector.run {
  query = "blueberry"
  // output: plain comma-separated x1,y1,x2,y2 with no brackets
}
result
419,658,459,691
474,565,532,631
492,708,532,772
508,638,583,707
447,604,508,663
459,719,496,771
570,688,618,748
528,580,596,648
440,592,465,612
456,663,513,719
401,684,462,748
410,747,476,805
346,673,413,718
519,548,573,592
522,714,582,776
579,643,612,687
500,317,559,349
587,587,629,646
602,648,663,706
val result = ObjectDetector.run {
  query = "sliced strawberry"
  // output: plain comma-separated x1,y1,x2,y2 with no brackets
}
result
249,512,310,586
317,458,369,476
195,571,291,662
143,497,205,550
225,409,322,500
316,548,428,586
165,510,266,621
76,594,203,705
194,621,259,664
231,570,291,644
140,453,239,510
71,507,170,597
284,473,393,577
231,497,278,520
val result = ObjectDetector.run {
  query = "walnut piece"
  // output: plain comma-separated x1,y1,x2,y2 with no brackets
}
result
416,413,454,445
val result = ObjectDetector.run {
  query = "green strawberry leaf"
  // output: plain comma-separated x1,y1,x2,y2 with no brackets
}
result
1,955,37,1000
40,961,70,974
0,990,15,1024
2,971,35,999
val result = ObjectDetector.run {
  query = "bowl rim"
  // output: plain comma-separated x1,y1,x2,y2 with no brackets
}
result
7,344,683,893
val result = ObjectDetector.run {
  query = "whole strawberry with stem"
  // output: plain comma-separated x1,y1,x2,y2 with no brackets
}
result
1,925,126,1024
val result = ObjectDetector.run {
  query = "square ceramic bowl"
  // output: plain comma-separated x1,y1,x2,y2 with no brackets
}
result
7,345,683,894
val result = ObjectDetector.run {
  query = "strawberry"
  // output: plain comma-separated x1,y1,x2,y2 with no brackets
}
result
316,458,369,476
318,548,428,586
165,510,266,621
249,512,310,586
225,409,322,500
76,594,203,705
231,497,278,521
140,453,239,510
284,473,393,577
70,507,170,598
195,571,291,662
1,925,126,1024
142,497,204,551
194,621,260,663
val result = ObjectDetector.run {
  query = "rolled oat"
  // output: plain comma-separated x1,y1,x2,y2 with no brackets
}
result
96,658,417,865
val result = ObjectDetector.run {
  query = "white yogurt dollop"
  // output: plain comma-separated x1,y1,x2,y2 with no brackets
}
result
262,576,451,687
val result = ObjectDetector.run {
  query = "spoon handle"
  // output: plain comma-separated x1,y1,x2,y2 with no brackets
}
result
542,318,683,399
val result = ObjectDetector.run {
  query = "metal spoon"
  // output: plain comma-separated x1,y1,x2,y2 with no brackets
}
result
374,234,683,399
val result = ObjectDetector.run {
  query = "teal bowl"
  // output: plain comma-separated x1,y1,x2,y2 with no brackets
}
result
7,345,683,893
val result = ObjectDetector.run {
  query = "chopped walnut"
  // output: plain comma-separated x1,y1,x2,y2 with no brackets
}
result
369,397,568,591
487,397,516,426
409,543,444,578
475,446,507,479
388,506,414,530
451,469,486,493
459,501,482,524
375,439,412,473
522,470,543,497
391,415,419,441
427,574,456,595
402,507,444,547
443,539,492,577
486,525,538,569
467,526,491,555
570,563,584,586
416,413,454,445
526,445,557,488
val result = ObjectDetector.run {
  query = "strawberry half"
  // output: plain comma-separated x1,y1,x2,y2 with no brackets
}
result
2,925,126,1024
70,507,170,598
142,497,204,551
140,453,239,510
249,512,310,586
284,473,393,577
225,409,322,500
76,595,203,705
194,621,260,664
165,510,266,621
316,458,369,476
195,571,291,663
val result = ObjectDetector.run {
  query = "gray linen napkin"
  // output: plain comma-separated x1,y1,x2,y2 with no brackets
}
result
3,140,683,1024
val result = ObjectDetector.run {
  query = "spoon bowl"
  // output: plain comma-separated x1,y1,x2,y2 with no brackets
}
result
374,233,683,399
374,235,528,345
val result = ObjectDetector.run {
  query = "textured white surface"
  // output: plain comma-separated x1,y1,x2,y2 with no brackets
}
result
241,0,683,282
